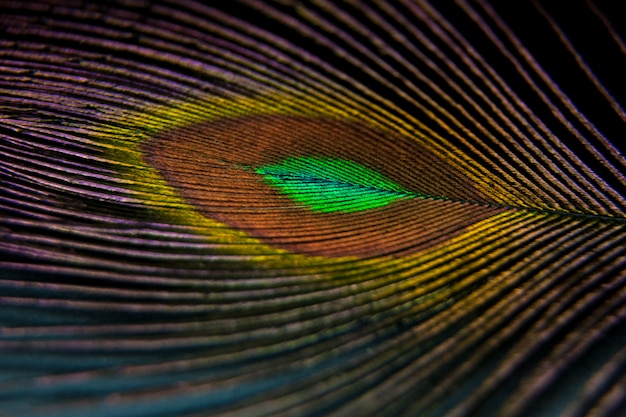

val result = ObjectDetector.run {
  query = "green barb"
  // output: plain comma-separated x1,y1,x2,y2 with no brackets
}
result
255,156,418,213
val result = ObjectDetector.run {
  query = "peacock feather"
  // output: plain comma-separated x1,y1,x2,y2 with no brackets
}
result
0,1,625,416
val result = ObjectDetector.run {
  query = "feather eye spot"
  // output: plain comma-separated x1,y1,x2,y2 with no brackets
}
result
142,115,503,257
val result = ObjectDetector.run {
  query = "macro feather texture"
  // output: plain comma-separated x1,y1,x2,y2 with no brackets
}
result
0,1,625,416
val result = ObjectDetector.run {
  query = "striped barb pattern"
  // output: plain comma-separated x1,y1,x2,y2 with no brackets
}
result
0,1,625,417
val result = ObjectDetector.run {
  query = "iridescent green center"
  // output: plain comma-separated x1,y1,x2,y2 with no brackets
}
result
255,156,420,213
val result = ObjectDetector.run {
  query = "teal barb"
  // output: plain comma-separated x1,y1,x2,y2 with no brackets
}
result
255,156,418,213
